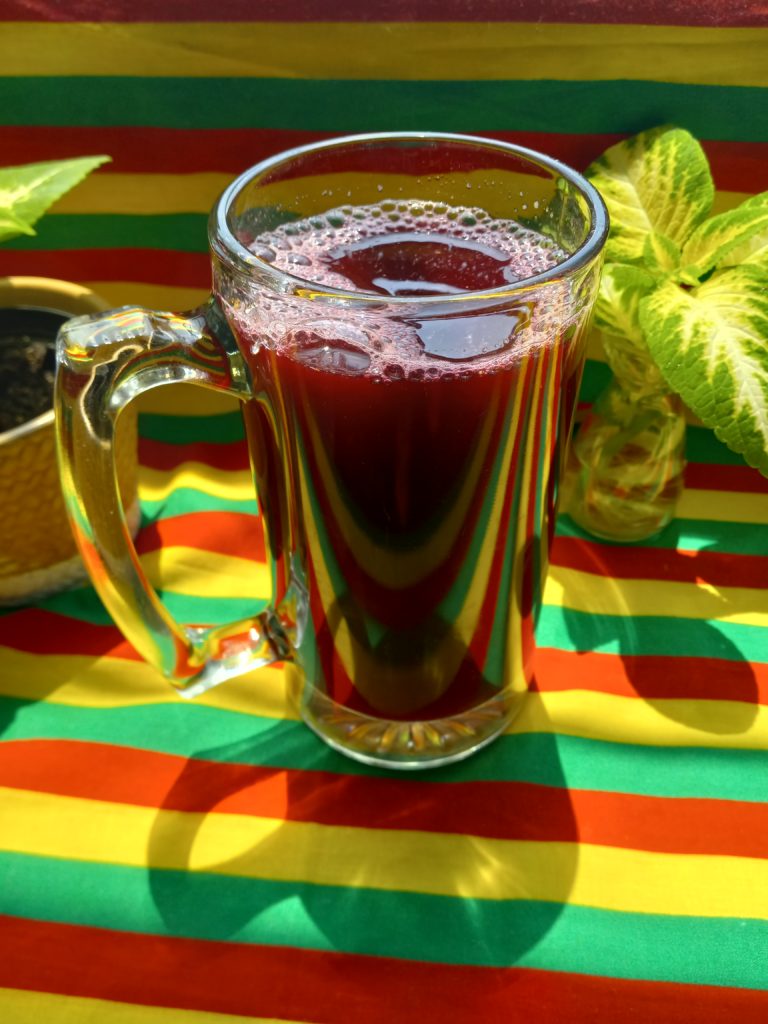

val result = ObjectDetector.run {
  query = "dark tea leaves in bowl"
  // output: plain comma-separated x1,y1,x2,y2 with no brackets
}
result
0,307,68,432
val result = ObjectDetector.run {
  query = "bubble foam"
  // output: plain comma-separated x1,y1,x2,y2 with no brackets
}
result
228,200,578,379
248,199,563,292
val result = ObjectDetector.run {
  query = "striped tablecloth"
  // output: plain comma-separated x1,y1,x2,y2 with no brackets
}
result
1,3,768,1021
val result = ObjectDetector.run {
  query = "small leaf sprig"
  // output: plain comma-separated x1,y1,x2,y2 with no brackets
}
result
0,155,110,244
585,126,768,476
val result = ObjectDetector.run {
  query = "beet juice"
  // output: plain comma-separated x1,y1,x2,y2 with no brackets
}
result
225,200,586,754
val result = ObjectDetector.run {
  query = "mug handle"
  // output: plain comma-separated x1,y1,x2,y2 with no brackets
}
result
55,299,294,698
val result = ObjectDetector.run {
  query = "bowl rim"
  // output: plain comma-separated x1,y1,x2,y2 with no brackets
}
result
0,276,110,445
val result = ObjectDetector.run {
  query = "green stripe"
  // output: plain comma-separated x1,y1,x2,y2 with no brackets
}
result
659,518,768,555
578,359,611,404
2,701,767,801
2,852,767,987
138,377,735,471
51,567,768,659
3,78,767,139
539,605,768,663
39,573,767,657
556,512,768,556
37,577,264,626
38,585,264,627
137,377,734,473
139,411,244,444
685,424,755,466
7,213,206,252
155,591,266,623
37,588,113,626
140,488,257,521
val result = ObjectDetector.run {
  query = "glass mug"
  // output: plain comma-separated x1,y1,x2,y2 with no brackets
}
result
56,133,607,769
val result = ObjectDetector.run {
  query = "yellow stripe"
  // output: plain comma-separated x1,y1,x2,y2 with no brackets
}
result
138,463,253,501
512,689,768,750
54,172,230,214
141,545,269,600
56,169,542,215
3,22,766,86
56,174,755,218
544,565,768,627
53,173,752,219
2,786,767,918
0,988,296,1024
135,383,240,418
677,487,768,523
53,171,752,217
712,190,754,215
221,168,552,220
2,644,764,750
0,646,296,719
82,282,209,312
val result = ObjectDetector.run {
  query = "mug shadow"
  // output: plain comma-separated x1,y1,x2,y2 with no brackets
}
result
145,710,579,968
552,516,761,735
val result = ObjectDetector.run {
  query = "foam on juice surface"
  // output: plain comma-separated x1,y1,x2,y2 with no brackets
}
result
236,200,572,378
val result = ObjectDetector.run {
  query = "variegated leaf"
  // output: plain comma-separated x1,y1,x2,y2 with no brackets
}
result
594,264,655,345
741,192,768,209
717,191,768,269
642,231,681,278
0,156,110,243
640,265,768,476
681,198,768,278
586,127,713,264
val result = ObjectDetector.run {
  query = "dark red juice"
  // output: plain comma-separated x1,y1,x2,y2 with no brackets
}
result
232,202,585,724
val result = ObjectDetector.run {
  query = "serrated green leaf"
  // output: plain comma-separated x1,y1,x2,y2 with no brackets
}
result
681,200,768,278
594,264,655,345
0,156,110,242
640,265,768,476
716,191,768,269
642,231,680,278
586,126,713,264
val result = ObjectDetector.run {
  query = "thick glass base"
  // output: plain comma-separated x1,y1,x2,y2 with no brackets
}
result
299,686,524,770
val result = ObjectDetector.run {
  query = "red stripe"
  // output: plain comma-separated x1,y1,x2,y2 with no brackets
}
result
2,0,765,26
0,249,210,289
3,738,768,858
1,915,766,1023
549,534,768,589
5,600,765,705
1,127,766,195
0,127,334,175
6,600,767,705
138,437,249,472
685,461,768,494
134,511,266,562
0,609,140,661
534,647,768,704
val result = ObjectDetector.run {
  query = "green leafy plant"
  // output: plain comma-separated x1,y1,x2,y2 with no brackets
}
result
0,155,110,244
586,126,768,476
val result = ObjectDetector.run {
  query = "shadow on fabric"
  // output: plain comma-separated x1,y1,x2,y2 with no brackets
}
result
551,517,760,735
145,710,578,971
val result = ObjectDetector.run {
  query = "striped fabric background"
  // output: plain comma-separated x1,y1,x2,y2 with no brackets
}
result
1,2,768,1021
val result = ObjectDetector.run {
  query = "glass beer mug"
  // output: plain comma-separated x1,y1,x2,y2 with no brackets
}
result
56,133,607,769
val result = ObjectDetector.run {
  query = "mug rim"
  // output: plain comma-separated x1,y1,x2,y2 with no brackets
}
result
210,131,609,307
